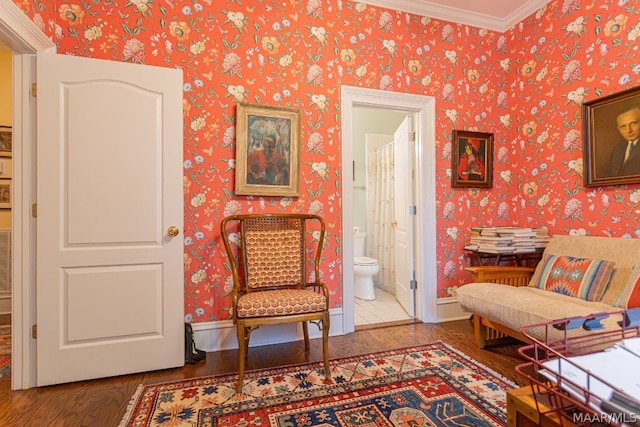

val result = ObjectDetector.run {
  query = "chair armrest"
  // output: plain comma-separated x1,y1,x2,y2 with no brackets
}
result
465,266,534,287
305,282,330,298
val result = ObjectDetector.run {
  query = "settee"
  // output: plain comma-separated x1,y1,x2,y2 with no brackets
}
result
456,235,640,347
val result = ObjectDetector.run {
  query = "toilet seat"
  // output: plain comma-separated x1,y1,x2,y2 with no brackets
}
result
354,256,378,266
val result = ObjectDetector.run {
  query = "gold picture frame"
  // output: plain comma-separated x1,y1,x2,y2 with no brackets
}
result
0,178,11,209
0,126,11,157
451,129,494,189
583,86,640,187
234,103,301,197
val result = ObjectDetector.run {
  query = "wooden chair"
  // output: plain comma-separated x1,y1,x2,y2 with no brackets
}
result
220,213,331,393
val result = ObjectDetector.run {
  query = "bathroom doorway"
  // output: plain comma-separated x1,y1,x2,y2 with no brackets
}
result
352,108,413,328
341,86,438,334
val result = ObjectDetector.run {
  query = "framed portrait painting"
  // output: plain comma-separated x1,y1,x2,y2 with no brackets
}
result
583,86,640,186
451,129,494,189
234,103,301,197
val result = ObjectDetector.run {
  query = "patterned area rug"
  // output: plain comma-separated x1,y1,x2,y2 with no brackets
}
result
0,325,10,379
119,341,516,427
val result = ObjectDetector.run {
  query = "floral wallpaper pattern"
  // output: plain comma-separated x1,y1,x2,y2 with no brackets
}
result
12,0,640,322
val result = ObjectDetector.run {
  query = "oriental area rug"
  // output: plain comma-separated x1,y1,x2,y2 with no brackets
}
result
119,341,516,427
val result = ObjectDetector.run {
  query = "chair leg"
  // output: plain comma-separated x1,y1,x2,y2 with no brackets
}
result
236,324,248,393
322,313,331,379
302,321,310,350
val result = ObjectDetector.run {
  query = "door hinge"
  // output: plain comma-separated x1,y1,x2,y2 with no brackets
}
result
32,324,37,339
409,131,416,142
410,279,417,290
32,203,37,218
31,83,37,97
409,205,417,215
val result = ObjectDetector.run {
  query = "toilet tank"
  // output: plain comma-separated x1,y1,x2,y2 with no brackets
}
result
354,232,366,257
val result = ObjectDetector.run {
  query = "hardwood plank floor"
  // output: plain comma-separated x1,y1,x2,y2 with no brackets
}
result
0,319,528,427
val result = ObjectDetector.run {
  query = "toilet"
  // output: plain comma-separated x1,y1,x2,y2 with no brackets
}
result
353,232,380,300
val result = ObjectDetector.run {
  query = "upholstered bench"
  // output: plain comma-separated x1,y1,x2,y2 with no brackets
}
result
456,235,640,347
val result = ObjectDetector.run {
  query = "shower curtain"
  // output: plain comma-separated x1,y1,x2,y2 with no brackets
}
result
366,142,395,292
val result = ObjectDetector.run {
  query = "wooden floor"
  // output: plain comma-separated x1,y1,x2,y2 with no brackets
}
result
0,319,528,426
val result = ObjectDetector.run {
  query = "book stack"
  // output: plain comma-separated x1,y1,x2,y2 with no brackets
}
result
601,390,640,425
466,227,516,253
465,226,550,253
531,228,551,249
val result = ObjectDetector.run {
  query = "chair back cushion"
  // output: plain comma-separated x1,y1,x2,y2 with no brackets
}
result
244,229,303,288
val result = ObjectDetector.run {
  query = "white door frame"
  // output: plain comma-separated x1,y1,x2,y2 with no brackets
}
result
0,0,56,389
341,86,437,334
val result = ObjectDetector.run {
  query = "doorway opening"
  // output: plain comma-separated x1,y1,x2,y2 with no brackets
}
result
0,49,12,365
340,86,438,335
352,107,413,329
0,0,56,390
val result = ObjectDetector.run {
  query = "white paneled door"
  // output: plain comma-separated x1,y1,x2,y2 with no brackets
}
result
36,53,184,386
393,115,415,317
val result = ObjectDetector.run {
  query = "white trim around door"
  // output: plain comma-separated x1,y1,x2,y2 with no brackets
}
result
0,0,56,390
340,86,437,334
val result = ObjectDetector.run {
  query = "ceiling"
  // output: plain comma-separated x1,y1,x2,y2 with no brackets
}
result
361,0,551,32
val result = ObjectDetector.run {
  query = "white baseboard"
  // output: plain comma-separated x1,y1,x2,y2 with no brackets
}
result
193,300,469,353
436,297,471,322
0,294,10,315
192,308,345,352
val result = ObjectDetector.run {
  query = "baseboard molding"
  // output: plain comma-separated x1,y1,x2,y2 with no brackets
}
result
193,308,345,352
0,294,11,316
193,300,470,352
436,297,471,322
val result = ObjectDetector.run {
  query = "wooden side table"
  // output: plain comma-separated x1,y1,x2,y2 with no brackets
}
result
507,385,577,427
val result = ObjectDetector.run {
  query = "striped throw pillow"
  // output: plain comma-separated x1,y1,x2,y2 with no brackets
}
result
530,255,615,302
613,266,640,309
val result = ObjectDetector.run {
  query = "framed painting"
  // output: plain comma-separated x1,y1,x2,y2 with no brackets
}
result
0,158,10,178
0,179,10,209
583,86,640,187
451,129,494,189
0,126,11,157
234,103,301,197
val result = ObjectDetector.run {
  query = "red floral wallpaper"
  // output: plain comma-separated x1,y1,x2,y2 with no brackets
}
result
13,0,640,322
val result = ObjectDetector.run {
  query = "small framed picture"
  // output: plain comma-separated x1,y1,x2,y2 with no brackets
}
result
0,179,11,209
0,126,11,158
234,103,301,197
583,86,640,186
0,158,11,178
451,129,494,189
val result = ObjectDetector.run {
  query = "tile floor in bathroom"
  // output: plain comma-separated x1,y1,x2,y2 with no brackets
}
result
354,287,412,326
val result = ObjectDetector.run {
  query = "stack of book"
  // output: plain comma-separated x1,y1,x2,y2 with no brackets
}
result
465,226,550,253
531,227,551,249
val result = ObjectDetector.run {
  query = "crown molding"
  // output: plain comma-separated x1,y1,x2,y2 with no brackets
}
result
0,0,55,53
359,0,551,33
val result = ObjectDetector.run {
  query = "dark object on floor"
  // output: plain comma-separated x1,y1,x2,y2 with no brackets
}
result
185,323,206,364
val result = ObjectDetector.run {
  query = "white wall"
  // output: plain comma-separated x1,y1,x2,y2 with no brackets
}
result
352,107,406,233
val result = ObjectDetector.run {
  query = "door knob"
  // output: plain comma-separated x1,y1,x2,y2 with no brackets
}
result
391,220,398,226
167,226,180,237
